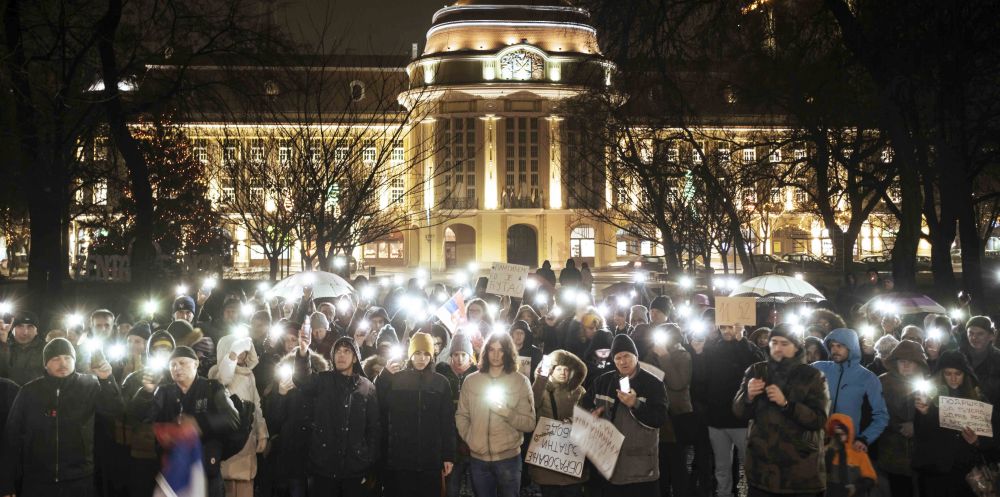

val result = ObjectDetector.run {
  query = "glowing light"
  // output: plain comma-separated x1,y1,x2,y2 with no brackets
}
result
653,331,668,347
794,273,804,281
860,325,876,339
390,345,404,360
689,320,706,336
949,308,965,321
679,276,694,289
0,302,11,315
393,274,405,286
358,319,370,330
616,295,630,308
927,328,943,342
416,268,428,280
875,300,898,315
677,304,692,318
269,325,285,342
525,278,538,290
143,300,158,316
462,287,474,298
785,314,801,325
486,385,505,404
436,292,448,304
792,324,806,335
175,285,189,296
493,322,507,335
534,292,548,305
278,364,294,381
107,344,126,361
379,277,391,288
257,282,271,293
467,262,479,273
333,257,347,269
487,303,498,318
202,277,217,290
361,286,376,300
913,379,933,395
453,271,469,285
85,337,104,353
231,325,249,338
147,354,169,372
241,303,255,317
302,272,317,285
597,304,610,317
551,306,563,318
336,299,351,314
633,272,647,283
65,313,84,328
575,292,590,307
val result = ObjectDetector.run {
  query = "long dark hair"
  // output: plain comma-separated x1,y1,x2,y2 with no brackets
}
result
478,331,518,374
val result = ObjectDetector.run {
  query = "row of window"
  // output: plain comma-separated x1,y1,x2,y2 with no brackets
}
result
192,139,405,167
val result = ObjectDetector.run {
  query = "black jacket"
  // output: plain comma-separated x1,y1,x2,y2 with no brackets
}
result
293,341,380,479
0,337,45,386
0,372,123,492
703,338,764,428
0,377,18,440
139,376,240,477
376,365,456,471
964,345,1000,404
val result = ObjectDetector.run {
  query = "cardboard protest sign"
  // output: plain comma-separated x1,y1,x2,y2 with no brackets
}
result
939,396,993,437
517,356,533,377
715,297,756,327
639,361,665,381
486,263,530,297
524,417,585,477
571,405,624,480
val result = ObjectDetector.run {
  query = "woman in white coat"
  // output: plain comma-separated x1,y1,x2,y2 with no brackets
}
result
209,334,269,497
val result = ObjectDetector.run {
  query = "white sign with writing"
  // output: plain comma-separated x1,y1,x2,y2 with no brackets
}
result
486,262,530,297
517,356,533,377
524,417,585,478
939,396,993,437
716,296,757,327
571,405,625,480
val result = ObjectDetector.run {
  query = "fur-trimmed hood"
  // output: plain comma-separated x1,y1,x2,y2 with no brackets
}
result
280,346,329,374
546,349,587,392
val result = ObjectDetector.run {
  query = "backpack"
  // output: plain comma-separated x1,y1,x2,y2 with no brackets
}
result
222,393,255,460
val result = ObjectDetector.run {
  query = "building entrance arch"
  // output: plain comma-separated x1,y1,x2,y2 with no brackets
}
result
506,224,538,268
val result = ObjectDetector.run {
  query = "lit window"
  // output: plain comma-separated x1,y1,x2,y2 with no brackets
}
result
794,149,807,161
616,241,627,256
718,147,731,165
881,148,894,163
250,139,265,163
94,181,108,206
742,148,756,163
278,140,292,164
194,139,209,164
570,225,596,258
363,144,376,165
769,149,782,163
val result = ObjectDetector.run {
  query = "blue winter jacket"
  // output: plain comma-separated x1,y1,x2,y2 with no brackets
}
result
812,328,889,446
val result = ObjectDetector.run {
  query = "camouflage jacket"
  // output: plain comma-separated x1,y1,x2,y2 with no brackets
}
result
733,351,830,494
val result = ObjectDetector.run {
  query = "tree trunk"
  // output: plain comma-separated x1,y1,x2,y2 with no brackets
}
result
892,163,921,290
958,195,985,312
97,0,156,292
268,256,280,281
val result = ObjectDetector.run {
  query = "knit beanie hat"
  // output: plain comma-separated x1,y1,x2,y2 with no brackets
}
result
166,320,195,341
650,295,673,315
147,329,176,356
937,349,977,381
376,324,399,346
43,337,76,365
449,333,474,356
610,334,639,359
11,311,39,329
408,331,435,358
169,346,199,362
172,295,196,314
768,323,803,350
128,321,152,341
967,316,996,334
309,311,330,331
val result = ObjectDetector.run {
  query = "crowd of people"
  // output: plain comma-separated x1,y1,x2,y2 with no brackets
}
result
0,259,997,497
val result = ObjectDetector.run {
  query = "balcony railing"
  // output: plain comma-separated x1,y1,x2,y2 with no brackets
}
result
502,193,544,209
441,196,478,209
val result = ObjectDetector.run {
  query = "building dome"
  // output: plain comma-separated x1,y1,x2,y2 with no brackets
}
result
423,1,599,56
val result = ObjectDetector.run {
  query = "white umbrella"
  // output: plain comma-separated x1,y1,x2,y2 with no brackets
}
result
270,271,354,300
729,275,824,302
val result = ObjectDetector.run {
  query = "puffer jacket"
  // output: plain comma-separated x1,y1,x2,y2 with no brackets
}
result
0,372,124,494
733,345,830,494
875,340,926,476
455,369,536,462
813,328,889,447
825,414,877,497
703,337,763,428
208,335,268,481
579,364,668,485
293,337,380,479
529,350,588,486
264,348,329,481
376,362,456,471
0,337,45,386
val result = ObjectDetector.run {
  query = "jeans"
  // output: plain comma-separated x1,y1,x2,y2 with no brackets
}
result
469,456,522,497
446,459,473,497
708,427,747,497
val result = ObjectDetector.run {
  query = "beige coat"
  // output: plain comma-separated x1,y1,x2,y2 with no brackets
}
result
209,335,269,481
455,369,536,462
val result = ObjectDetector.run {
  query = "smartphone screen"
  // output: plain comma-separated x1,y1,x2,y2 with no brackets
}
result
619,376,630,393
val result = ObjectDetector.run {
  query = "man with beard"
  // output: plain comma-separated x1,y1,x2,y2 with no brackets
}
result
733,324,830,497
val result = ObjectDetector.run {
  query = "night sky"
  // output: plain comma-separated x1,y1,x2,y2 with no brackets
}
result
277,0,450,55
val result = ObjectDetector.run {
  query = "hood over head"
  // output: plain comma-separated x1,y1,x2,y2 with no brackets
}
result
824,328,862,364
216,334,260,370
331,336,366,378
885,339,928,373
825,413,856,443
547,349,587,391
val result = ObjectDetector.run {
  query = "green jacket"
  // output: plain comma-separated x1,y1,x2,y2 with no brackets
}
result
0,337,45,386
733,349,830,494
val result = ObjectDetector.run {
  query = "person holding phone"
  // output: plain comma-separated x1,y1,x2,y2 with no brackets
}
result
579,334,667,496
733,324,830,497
